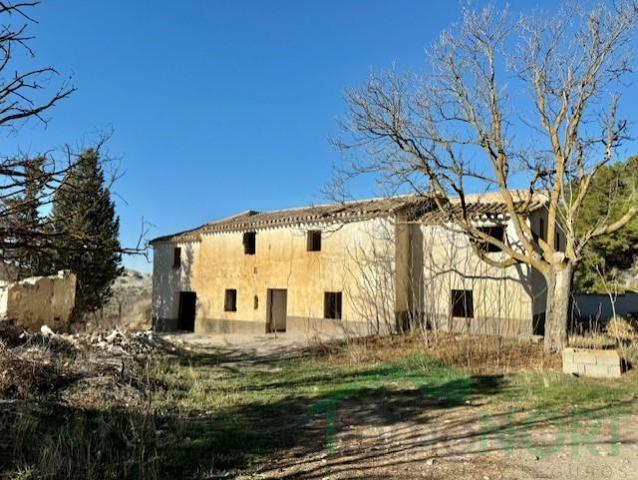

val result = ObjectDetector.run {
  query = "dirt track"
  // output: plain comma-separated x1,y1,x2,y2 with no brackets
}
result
253,398,638,479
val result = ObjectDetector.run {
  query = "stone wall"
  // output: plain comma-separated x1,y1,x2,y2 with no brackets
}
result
562,347,622,378
0,271,77,332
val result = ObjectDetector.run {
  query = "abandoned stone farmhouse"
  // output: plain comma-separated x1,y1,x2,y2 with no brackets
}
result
151,191,554,337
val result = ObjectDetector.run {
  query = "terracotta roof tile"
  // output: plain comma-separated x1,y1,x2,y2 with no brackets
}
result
150,191,546,245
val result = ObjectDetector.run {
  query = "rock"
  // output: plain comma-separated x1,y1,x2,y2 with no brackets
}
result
40,325,54,337
105,329,123,343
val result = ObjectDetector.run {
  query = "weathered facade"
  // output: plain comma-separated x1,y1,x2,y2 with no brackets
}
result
0,270,77,332
151,193,552,337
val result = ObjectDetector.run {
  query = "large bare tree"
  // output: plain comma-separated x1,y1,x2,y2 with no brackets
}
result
334,1,638,352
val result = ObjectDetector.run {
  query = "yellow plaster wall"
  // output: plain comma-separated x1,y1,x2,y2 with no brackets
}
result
154,218,398,332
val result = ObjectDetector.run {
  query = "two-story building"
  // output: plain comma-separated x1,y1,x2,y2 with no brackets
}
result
150,192,551,337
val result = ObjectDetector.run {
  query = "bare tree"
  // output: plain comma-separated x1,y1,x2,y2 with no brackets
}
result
0,2,74,272
0,2,73,128
333,1,638,352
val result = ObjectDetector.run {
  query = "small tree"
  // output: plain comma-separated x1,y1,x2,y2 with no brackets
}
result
334,2,638,352
52,148,123,319
4,155,53,279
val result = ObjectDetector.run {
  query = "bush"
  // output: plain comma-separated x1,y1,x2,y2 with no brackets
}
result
0,320,26,347
0,344,69,398
606,316,638,339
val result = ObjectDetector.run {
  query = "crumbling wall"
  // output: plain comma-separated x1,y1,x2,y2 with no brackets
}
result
0,271,77,332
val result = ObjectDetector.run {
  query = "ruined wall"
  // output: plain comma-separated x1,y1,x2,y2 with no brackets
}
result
1,271,77,332
152,218,398,334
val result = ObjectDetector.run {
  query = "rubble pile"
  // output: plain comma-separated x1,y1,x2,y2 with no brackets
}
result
76,329,179,356
0,322,179,407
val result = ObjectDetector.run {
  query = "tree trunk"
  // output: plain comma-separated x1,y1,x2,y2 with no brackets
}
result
544,263,574,353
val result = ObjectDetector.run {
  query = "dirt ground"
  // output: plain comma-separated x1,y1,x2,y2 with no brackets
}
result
250,398,638,480
171,332,638,480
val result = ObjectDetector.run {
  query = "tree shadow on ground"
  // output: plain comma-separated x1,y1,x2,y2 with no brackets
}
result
263,398,636,480
0,368,504,479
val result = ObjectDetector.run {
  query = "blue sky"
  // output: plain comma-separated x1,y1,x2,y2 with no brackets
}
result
4,1,638,272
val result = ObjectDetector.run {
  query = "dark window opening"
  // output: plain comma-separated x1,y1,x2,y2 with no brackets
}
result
254,295,259,310
451,289,474,318
173,247,181,268
307,230,322,252
224,289,237,312
243,231,256,255
476,226,505,252
324,292,342,320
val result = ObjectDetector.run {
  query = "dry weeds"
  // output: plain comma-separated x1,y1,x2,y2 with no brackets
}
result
0,344,72,399
314,331,561,375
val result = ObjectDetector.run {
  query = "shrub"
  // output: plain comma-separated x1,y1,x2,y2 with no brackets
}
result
606,316,638,339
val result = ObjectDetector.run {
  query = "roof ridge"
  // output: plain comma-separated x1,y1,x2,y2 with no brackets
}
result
150,190,546,245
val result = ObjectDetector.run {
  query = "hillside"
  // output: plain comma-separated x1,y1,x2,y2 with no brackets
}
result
88,268,152,331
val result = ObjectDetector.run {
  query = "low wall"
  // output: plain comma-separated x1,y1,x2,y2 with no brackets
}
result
562,347,622,378
0,271,77,332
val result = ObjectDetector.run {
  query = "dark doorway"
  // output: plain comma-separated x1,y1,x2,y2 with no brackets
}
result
178,291,196,331
267,289,287,333
533,313,545,336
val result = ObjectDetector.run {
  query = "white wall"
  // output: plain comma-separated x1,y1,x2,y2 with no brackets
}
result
418,218,537,335
152,240,200,326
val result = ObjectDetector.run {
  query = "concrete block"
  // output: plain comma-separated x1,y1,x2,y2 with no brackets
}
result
585,363,621,379
562,347,622,378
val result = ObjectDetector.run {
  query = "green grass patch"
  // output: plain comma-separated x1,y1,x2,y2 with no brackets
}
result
494,371,638,414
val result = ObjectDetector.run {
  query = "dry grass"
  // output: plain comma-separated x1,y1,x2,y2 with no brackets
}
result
606,316,638,339
0,344,73,399
568,334,618,349
315,331,561,375
0,319,27,347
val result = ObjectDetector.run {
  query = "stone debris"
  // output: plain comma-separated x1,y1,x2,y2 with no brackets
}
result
0,323,179,407
40,325,54,337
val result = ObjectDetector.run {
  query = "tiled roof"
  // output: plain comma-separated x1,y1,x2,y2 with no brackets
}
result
150,191,546,245
150,196,430,244
420,191,547,223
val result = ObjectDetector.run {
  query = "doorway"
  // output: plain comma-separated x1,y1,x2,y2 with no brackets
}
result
178,291,197,331
533,312,545,336
267,289,287,333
